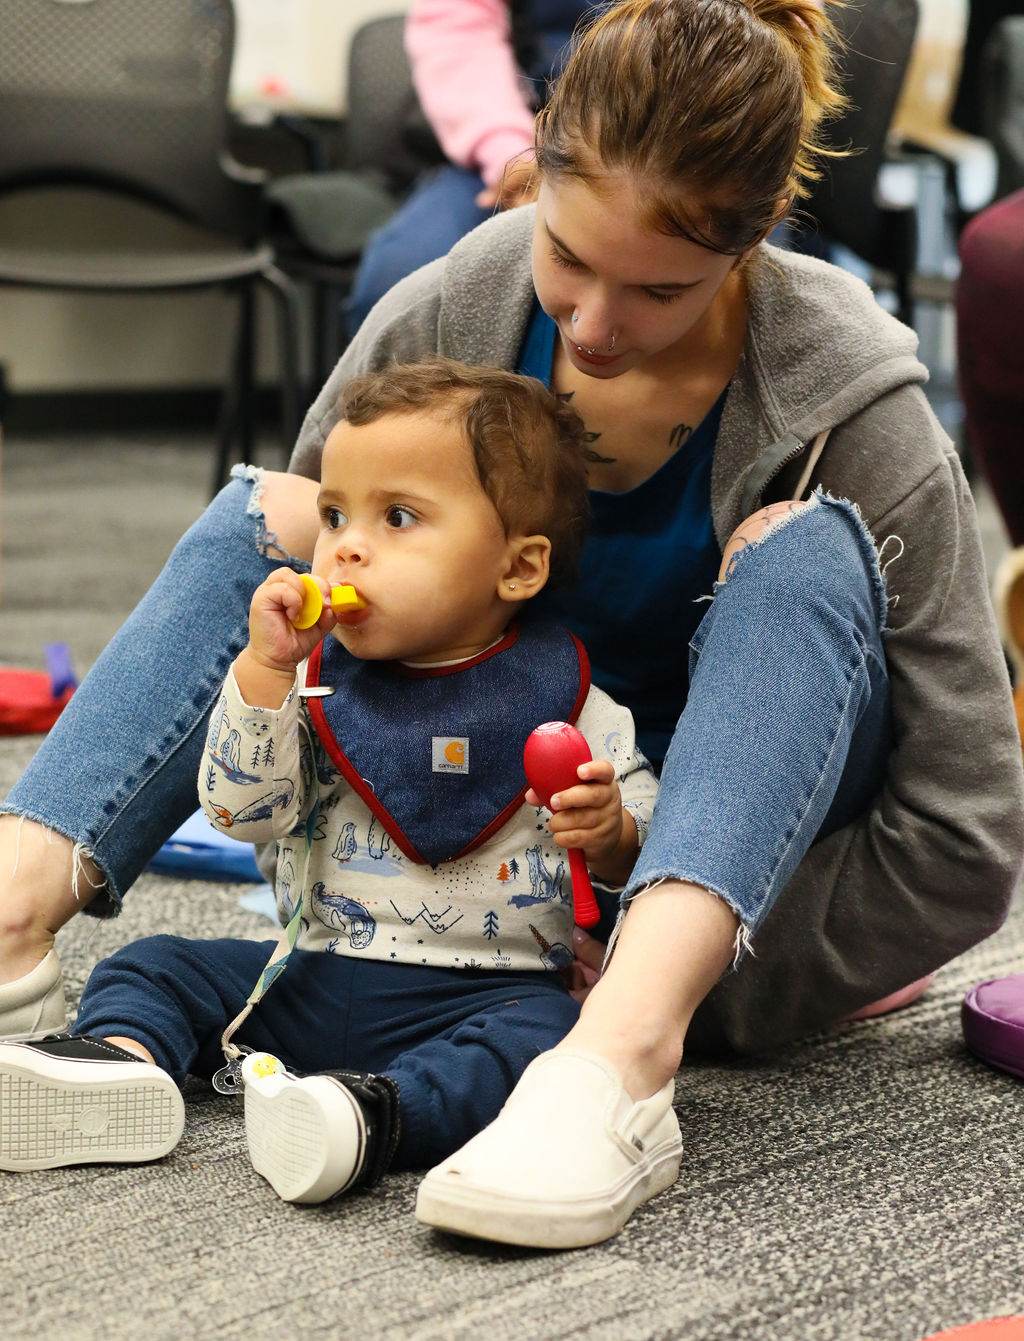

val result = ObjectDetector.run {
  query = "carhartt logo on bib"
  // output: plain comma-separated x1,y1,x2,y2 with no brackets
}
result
433,737,469,774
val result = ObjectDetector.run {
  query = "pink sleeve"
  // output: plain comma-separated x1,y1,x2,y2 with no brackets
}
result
405,0,538,187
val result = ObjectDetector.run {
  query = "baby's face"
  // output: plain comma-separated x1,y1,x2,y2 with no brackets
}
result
312,410,519,663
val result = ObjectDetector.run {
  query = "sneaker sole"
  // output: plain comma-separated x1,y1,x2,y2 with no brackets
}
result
0,1056,184,1170
245,1077,365,1204
415,1139,682,1249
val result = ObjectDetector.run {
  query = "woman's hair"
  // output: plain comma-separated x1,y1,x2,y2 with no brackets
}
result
534,0,847,253
340,358,591,590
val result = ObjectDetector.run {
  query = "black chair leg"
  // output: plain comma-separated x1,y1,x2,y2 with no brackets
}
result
262,265,302,464
236,283,256,469
212,282,257,498
895,272,914,329
313,281,347,389
212,289,246,497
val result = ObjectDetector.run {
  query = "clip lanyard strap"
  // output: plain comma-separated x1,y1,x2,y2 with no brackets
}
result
219,795,320,1064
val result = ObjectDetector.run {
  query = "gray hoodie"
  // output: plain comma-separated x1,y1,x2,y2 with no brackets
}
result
292,206,1024,1052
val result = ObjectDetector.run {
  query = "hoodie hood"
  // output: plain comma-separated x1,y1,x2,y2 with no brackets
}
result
714,244,928,538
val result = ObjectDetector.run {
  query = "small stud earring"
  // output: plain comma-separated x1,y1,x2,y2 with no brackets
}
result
508,582,517,590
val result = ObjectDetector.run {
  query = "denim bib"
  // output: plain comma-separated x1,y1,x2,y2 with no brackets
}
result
304,623,589,867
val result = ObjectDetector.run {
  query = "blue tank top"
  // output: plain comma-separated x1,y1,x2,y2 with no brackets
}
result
518,302,724,771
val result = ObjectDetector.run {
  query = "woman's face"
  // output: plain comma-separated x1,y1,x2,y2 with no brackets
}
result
531,171,743,379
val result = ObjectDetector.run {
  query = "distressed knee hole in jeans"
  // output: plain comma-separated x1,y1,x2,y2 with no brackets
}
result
231,463,311,570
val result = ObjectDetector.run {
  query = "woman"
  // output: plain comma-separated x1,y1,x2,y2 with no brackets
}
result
1,0,1021,1246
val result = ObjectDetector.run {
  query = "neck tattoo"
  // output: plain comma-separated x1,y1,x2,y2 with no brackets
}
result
556,390,616,465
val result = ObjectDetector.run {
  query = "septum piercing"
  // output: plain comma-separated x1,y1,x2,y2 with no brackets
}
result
572,313,615,355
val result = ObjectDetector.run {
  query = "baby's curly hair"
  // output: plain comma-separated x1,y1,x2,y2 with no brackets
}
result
340,357,591,590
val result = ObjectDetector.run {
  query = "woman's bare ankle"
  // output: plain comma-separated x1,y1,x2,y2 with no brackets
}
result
556,1016,684,1102
0,815,104,983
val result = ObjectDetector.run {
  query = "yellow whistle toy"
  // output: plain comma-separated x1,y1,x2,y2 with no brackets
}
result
291,573,367,628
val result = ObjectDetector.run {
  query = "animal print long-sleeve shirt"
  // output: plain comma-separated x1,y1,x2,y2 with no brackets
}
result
199,654,657,973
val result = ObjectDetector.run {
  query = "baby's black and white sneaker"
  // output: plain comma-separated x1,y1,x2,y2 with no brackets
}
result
0,1035,184,1171
242,1053,400,1204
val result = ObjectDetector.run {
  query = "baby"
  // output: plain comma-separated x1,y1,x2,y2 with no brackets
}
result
0,358,657,1208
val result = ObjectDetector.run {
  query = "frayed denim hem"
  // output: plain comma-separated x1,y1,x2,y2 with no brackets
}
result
0,811,110,915
606,875,753,972
230,462,313,572
720,491,893,637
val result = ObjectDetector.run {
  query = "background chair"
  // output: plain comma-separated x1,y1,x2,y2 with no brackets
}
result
980,16,1024,201
265,14,445,390
0,0,301,495
796,0,922,325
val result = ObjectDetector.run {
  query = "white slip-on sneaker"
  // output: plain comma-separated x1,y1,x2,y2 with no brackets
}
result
0,949,68,1042
0,1035,184,1170
242,1053,369,1204
415,1049,682,1249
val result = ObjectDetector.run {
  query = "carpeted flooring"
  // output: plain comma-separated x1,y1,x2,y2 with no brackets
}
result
1,432,1022,1341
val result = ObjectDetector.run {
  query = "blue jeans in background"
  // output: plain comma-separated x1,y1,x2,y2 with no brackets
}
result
345,165,492,338
1,468,300,914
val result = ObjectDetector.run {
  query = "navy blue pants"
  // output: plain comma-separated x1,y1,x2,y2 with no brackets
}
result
74,936,580,1169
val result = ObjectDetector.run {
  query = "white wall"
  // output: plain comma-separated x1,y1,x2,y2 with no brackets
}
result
0,0,409,395
233,0,410,117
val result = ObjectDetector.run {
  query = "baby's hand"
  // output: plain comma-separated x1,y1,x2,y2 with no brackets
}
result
247,569,335,674
526,759,626,872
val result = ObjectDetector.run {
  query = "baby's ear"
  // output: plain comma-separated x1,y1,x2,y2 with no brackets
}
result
499,535,551,603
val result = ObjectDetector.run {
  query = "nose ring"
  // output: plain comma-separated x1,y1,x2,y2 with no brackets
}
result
572,312,616,355
574,334,616,356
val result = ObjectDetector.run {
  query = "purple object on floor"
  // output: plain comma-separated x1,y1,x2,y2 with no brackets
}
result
962,974,1024,1080
44,643,78,697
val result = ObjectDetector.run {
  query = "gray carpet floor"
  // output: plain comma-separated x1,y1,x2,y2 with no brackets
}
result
1,432,1023,1341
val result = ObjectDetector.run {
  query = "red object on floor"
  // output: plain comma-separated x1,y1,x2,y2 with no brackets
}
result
920,1320,1024,1340
0,667,75,735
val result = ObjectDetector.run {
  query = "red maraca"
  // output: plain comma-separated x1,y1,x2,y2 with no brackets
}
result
523,721,601,928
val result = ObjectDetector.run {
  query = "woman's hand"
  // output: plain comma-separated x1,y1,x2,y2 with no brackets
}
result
475,154,539,211
235,569,336,708
563,924,607,1003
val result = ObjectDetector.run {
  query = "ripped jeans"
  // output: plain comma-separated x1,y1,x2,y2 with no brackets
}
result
622,491,891,943
0,468,303,913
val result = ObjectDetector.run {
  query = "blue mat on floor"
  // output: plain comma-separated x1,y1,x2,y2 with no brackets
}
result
148,810,262,883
